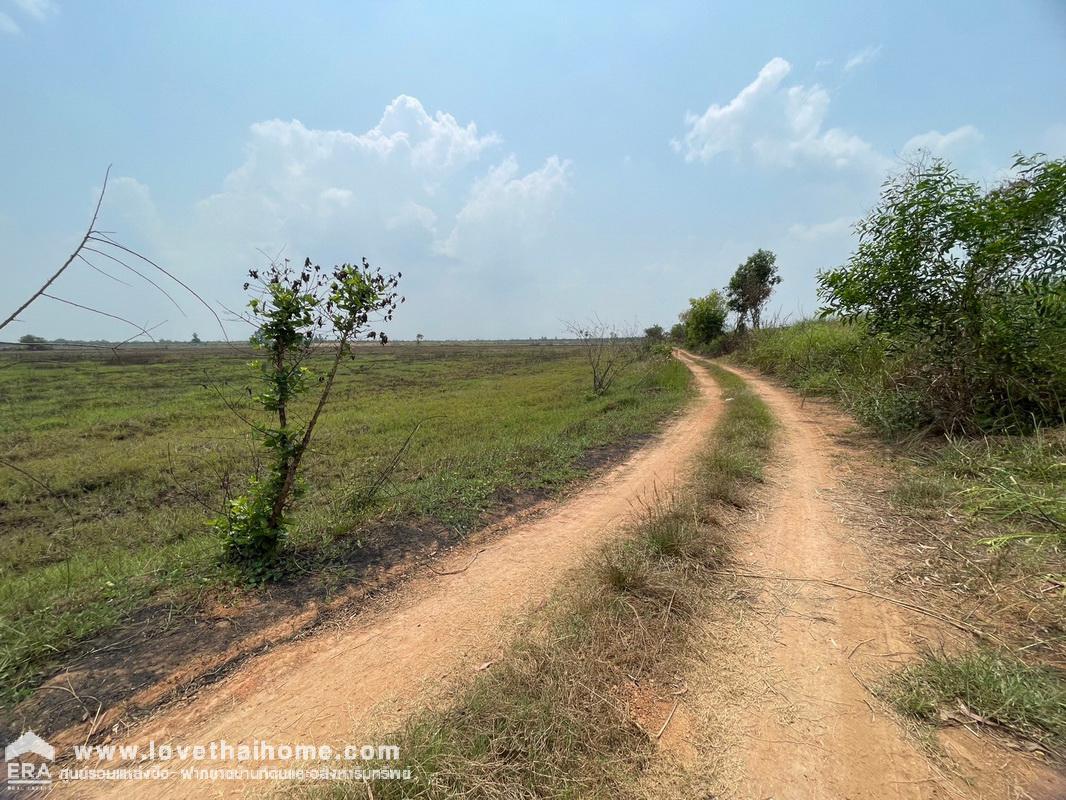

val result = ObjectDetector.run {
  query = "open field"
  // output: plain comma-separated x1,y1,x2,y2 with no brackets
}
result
0,343,692,709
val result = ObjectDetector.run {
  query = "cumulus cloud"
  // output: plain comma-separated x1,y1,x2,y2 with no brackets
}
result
901,124,983,156
844,45,881,72
671,57,791,163
436,155,571,260
672,57,888,172
86,95,571,339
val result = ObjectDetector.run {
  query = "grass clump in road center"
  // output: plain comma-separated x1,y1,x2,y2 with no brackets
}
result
884,649,1066,754
288,359,774,800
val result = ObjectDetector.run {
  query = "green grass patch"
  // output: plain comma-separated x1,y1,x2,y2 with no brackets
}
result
730,319,929,435
884,649,1066,753
0,345,692,705
286,359,774,799
893,428,1066,548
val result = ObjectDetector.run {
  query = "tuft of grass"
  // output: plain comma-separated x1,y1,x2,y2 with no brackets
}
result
894,428,1066,547
884,649,1066,753
286,358,774,800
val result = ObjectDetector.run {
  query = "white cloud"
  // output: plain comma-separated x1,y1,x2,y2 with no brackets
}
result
844,45,881,73
901,125,983,156
672,57,888,172
0,11,21,34
8,0,58,25
436,155,571,260
671,57,791,163
788,216,856,241
80,95,571,340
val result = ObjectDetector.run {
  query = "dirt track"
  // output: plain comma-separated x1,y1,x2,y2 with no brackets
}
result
57,353,722,799
699,361,1064,800
52,356,1065,800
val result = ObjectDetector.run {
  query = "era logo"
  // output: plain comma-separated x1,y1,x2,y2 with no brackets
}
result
5,731,54,789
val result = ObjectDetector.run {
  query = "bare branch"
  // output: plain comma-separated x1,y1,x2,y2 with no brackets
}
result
1,165,112,332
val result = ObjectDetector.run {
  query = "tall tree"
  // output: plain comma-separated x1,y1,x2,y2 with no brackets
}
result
726,249,781,329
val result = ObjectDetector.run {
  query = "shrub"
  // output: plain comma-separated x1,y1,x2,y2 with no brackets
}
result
213,258,401,577
681,291,728,348
819,154,1066,433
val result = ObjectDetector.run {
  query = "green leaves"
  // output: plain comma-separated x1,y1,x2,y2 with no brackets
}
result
683,291,729,347
726,248,782,329
217,257,402,575
817,154,1066,433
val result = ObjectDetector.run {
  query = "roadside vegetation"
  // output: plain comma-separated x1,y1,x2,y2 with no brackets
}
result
885,649,1065,755
703,153,1065,752
289,360,774,799
0,343,691,706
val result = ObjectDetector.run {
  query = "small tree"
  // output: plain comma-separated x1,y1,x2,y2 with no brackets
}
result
726,249,781,329
566,318,640,396
191,332,201,344
682,292,728,347
214,257,401,575
643,324,665,341
668,322,686,343
415,333,424,344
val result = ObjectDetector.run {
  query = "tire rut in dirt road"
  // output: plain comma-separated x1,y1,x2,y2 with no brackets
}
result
57,353,721,800
703,361,1059,800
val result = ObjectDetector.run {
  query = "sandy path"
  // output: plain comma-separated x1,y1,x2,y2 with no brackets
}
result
58,353,721,799
706,361,1059,800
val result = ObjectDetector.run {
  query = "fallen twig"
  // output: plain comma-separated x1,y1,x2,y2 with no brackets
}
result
727,570,1005,645
428,548,486,576
656,698,680,739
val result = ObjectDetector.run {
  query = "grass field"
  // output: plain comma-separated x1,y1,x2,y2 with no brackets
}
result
0,343,693,704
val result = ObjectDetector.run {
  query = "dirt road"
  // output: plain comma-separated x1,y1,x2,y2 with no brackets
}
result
696,361,1062,800
57,353,722,799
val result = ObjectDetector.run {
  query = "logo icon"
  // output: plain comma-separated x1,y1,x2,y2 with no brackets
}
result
5,731,54,789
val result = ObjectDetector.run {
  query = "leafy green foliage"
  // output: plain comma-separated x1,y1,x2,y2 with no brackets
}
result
726,248,781,330
819,154,1066,433
681,291,728,347
643,324,665,341
214,258,400,577
17,334,49,351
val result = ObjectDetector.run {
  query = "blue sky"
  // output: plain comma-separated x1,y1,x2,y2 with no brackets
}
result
2,0,1064,341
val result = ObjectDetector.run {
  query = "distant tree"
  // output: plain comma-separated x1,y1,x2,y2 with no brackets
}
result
415,333,424,344
668,322,686,343
682,292,728,347
726,249,781,329
643,324,665,341
190,332,201,344
18,334,49,351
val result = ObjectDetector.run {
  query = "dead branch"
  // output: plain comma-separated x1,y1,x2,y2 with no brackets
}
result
727,570,1006,645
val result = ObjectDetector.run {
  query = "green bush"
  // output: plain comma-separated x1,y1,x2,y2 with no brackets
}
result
818,154,1066,433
